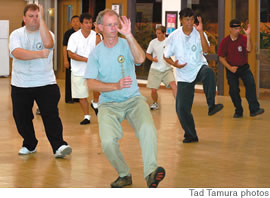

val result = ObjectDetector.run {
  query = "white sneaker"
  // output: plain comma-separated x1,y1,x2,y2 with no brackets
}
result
150,102,159,110
54,145,72,158
18,147,36,155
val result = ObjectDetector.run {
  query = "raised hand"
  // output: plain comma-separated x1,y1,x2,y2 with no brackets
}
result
243,24,251,36
116,16,132,37
38,4,44,21
194,16,203,32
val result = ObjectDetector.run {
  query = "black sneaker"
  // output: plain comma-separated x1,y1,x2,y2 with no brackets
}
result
80,118,90,125
111,175,132,188
146,167,165,188
90,101,98,116
233,112,243,118
208,104,224,116
250,108,264,117
183,137,199,143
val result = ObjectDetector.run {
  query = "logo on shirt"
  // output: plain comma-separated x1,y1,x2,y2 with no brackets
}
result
238,46,242,52
118,55,125,63
191,45,197,52
36,42,43,50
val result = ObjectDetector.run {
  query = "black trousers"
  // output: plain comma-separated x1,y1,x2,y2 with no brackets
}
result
176,65,216,139
226,64,260,114
11,84,68,153
65,68,72,102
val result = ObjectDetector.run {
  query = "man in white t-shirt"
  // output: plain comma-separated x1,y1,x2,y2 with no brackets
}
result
9,4,72,158
67,13,101,125
146,26,177,110
164,8,223,143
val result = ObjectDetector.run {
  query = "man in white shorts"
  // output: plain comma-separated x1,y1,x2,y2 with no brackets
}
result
68,13,101,125
146,26,177,110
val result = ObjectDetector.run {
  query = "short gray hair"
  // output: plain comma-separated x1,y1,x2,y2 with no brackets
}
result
96,9,119,25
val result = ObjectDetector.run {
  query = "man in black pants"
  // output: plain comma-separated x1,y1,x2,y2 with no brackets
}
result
164,8,223,143
218,19,264,118
9,4,72,158
63,15,80,103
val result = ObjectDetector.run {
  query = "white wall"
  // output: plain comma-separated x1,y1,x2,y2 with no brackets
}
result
162,0,181,27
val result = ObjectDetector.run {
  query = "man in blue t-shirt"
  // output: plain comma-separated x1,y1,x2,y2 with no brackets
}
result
84,9,165,188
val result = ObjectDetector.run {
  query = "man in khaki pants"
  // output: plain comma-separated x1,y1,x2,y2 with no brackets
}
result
85,9,165,188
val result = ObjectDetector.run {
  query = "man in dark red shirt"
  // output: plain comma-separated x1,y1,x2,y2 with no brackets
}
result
218,19,264,118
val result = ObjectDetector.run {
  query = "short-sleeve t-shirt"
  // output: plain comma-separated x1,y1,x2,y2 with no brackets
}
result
164,27,209,83
217,34,248,66
67,29,96,76
146,38,172,72
9,26,56,87
84,38,141,104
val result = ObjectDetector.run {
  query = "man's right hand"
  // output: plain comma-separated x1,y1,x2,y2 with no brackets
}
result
229,66,238,73
174,60,187,68
64,61,70,69
40,49,50,58
117,76,132,90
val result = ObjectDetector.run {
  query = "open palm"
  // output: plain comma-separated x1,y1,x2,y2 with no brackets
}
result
117,16,131,37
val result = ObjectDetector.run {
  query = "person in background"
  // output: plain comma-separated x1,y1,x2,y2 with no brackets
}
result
63,15,80,103
85,9,165,188
218,19,264,118
164,8,223,143
146,25,177,110
9,4,72,158
67,13,101,125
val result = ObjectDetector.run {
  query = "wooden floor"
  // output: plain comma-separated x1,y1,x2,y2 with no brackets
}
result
0,77,270,188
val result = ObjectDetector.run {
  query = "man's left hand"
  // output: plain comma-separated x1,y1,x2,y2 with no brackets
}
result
194,16,203,32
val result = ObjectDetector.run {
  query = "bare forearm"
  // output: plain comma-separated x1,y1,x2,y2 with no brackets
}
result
146,53,154,62
68,51,87,62
200,32,209,53
63,46,68,62
87,79,119,92
164,56,176,67
12,48,46,60
219,56,231,69
39,19,53,49
125,34,145,64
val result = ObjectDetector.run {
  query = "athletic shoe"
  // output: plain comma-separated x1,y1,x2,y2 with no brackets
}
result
18,147,36,155
150,102,159,110
54,145,72,158
80,118,90,125
91,100,98,115
146,167,166,188
111,175,132,188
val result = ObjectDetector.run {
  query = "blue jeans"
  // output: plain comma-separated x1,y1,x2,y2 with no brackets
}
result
226,64,260,114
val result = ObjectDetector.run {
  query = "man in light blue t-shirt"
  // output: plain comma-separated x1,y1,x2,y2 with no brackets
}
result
84,9,165,188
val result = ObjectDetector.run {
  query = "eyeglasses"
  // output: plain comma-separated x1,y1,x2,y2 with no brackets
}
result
104,23,119,28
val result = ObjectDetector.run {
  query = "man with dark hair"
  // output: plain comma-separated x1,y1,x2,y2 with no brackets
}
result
67,13,101,125
218,19,264,118
63,15,80,103
85,9,165,188
164,8,223,143
9,4,72,158
146,25,177,110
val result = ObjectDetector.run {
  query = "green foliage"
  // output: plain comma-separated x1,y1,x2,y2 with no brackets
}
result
260,24,270,49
